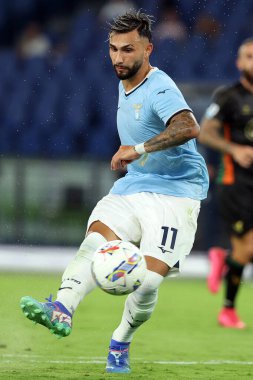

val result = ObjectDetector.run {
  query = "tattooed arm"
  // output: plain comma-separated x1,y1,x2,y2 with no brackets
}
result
111,110,199,170
144,110,200,153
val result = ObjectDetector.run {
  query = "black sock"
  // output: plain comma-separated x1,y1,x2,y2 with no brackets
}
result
224,256,244,308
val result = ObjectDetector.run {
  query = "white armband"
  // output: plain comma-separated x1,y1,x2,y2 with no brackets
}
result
134,142,146,155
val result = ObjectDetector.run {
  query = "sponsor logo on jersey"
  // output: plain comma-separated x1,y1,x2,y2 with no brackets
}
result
157,88,170,95
232,220,244,234
242,104,251,115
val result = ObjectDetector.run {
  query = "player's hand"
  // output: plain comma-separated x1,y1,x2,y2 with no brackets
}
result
230,144,253,168
111,145,140,170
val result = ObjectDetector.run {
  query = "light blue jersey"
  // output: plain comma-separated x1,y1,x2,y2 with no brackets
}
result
110,68,209,200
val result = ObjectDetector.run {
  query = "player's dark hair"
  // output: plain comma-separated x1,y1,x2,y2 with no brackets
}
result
240,37,253,47
238,37,253,56
109,10,153,41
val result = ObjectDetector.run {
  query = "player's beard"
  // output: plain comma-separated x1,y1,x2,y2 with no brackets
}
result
114,60,142,80
242,69,253,85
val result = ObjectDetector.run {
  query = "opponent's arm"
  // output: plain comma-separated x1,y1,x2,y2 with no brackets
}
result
198,117,253,168
111,110,199,170
198,117,232,153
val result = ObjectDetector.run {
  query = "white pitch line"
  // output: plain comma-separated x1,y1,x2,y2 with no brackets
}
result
1,355,253,365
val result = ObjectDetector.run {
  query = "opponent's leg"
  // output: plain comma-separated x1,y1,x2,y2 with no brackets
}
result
207,247,227,293
218,256,245,328
218,230,253,329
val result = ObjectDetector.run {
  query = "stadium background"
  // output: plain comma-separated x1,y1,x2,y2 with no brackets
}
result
0,0,252,270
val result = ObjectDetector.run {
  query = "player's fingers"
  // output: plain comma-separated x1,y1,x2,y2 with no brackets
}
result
121,159,133,168
111,157,121,170
121,160,128,168
111,158,117,170
240,159,252,168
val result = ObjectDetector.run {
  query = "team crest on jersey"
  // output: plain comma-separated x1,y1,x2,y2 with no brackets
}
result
232,220,244,234
244,119,253,141
133,104,142,120
242,104,251,115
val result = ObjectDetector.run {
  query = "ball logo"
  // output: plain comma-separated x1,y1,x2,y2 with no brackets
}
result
106,253,140,282
92,240,147,295
99,244,120,256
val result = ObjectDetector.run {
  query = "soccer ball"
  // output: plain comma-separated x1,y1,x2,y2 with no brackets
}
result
91,240,147,295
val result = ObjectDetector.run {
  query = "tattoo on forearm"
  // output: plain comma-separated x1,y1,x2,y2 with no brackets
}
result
144,111,199,153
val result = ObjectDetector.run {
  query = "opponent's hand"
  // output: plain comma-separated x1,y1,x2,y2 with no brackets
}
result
111,145,140,170
230,144,253,168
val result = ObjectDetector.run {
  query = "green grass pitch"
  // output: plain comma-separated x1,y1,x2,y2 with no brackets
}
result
1,273,253,379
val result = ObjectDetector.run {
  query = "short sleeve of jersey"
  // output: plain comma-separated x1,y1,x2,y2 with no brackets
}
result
204,86,235,122
150,87,192,125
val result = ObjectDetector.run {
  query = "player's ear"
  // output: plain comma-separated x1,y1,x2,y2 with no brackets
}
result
236,55,243,71
145,43,153,59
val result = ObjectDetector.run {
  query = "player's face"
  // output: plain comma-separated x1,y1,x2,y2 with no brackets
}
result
237,43,253,84
109,29,152,80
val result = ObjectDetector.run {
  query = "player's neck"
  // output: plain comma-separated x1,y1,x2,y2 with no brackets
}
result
240,77,253,93
122,64,153,92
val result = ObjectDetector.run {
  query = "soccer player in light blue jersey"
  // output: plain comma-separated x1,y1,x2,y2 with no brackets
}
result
20,10,209,374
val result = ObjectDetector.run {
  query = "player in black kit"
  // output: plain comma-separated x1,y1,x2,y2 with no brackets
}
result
199,37,253,329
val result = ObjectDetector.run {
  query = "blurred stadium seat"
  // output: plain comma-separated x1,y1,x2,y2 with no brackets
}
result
0,0,252,158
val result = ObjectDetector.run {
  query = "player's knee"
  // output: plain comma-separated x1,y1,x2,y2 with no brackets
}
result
135,269,164,296
244,240,253,258
232,247,253,264
61,233,107,282
78,232,107,260
131,270,164,311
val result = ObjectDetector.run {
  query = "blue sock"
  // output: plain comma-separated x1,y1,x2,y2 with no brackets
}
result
110,339,130,350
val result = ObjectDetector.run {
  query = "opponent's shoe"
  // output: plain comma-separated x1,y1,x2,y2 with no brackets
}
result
20,295,72,338
106,339,131,373
207,247,227,293
218,307,246,329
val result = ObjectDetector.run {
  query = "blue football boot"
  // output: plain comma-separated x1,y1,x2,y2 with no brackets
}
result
106,339,131,373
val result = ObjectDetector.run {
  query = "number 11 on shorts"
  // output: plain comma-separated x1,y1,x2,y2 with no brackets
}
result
161,226,178,250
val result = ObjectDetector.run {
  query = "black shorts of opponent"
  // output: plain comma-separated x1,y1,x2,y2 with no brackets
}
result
218,183,253,237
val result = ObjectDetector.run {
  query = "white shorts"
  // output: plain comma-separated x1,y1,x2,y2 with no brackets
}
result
87,193,200,274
